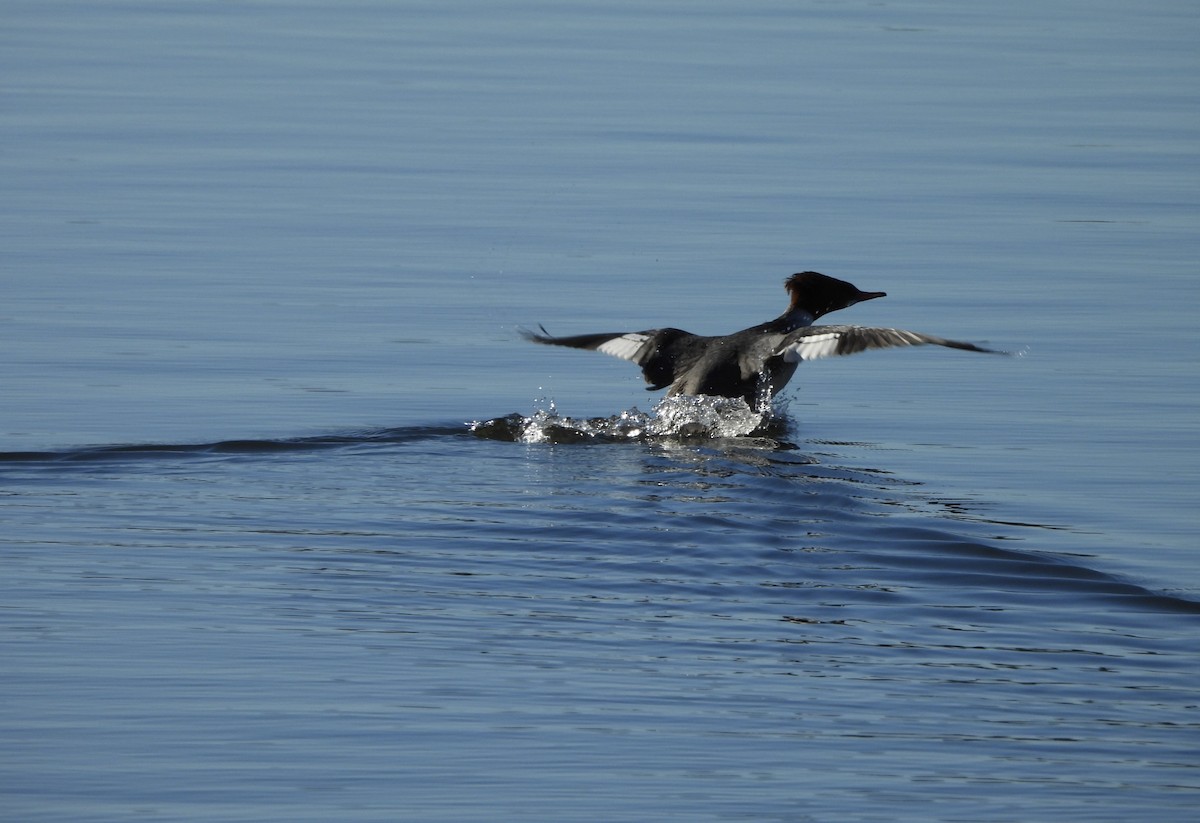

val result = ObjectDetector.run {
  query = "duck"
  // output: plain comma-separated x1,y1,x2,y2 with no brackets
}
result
521,271,1004,410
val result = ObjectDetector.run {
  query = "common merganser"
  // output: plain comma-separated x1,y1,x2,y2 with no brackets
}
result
522,271,1003,410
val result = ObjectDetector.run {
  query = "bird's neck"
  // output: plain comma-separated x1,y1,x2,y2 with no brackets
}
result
770,306,817,333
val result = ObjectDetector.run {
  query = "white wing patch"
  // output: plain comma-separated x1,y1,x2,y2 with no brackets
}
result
779,326,993,363
781,331,843,362
596,332,652,362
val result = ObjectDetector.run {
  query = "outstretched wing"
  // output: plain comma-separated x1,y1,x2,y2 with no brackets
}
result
779,325,1005,362
520,326,700,390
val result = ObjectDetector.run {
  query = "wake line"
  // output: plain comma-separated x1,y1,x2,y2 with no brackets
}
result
3,417,1198,615
0,424,466,466
2,396,789,465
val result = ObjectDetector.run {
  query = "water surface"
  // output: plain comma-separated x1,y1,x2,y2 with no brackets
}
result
2,1,1198,820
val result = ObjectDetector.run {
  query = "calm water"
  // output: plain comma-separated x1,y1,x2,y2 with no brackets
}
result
3,1,1198,821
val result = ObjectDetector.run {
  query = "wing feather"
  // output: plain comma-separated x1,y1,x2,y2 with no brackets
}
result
520,327,701,390
780,325,1003,362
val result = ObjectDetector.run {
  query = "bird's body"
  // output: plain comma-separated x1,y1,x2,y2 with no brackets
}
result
522,271,1002,410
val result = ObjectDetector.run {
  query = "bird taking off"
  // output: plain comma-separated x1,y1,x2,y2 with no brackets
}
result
522,271,1005,411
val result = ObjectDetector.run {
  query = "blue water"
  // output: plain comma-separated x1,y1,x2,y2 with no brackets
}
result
3,1,1198,821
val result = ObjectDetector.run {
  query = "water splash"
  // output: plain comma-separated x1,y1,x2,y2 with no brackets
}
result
470,395,789,444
